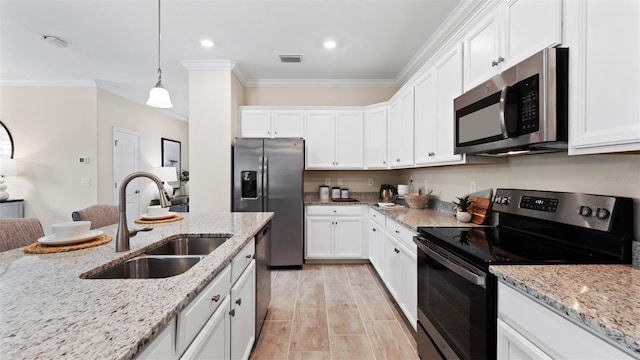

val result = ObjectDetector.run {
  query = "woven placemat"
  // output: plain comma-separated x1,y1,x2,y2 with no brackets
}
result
134,215,184,224
24,235,113,254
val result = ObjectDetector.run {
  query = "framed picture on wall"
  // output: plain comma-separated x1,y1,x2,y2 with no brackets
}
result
161,138,181,187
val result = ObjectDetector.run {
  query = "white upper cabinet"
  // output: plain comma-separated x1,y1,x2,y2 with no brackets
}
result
566,0,640,154
364,106,388,169
388,87,415,168
415,44,465,166
463,0,563,90
305,110,364,169
239,109,304,138
240,110,271,138
271,110,305,138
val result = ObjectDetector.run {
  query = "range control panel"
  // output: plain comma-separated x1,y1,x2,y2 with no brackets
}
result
492,189,627,232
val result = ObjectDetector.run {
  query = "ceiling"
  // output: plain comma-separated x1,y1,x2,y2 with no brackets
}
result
0,0,470,120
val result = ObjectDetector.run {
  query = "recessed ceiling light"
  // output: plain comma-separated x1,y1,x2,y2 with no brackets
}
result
323,40,337,49
200,39,214,48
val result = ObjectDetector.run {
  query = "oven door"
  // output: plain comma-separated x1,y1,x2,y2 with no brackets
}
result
416,237,495,360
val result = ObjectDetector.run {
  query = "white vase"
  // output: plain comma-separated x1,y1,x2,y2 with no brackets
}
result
456,211,472,223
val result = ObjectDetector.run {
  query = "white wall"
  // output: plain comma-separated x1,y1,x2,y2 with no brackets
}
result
0,86,98,232
97,88,188,215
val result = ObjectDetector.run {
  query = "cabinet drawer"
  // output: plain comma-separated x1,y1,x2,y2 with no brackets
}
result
386,219,417,253
306,205,362,216
368,207,385,228
176,266,231,357
232,239,255,285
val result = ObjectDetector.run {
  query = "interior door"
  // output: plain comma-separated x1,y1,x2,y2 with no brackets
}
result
113,128,140,218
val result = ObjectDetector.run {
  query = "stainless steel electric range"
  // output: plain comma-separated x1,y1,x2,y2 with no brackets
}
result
414,188,634,360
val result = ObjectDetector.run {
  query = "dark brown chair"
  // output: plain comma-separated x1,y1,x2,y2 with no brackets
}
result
0,218,45,251
71,204,118,230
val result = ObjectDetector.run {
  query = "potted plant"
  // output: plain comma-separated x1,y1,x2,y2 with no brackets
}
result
180,169,189,195
453,195,475,223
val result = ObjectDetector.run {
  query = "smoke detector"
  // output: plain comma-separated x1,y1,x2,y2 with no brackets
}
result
278,55,303,63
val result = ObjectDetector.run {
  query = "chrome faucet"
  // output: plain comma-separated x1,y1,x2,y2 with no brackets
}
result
116,171,172,252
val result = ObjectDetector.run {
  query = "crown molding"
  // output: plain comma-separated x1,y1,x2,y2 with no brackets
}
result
0,78,97,87
244,78,398,88
181,59,237,71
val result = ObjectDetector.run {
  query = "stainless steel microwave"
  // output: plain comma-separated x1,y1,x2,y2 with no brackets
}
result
454,47,568,156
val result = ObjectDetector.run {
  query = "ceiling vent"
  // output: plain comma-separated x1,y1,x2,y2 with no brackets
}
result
279,55,303,63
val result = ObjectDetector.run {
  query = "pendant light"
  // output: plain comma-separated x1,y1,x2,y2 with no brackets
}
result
146,0,173,108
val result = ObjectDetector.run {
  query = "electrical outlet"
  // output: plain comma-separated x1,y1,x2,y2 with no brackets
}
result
337,178,343,186
367,178,374,186
469,180,477,194
325,178,331,186
80,177,91,187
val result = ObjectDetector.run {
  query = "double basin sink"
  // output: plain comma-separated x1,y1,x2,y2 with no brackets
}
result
87,234,232,279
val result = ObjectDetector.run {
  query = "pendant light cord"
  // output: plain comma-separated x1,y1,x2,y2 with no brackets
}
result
156,0,163,85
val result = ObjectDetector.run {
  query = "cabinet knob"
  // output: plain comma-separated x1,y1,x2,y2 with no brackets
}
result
394,248,400,254
396,158,400,162
372,228,376,232
229,309,236,317
211,294,221,302
274,131,278,135
497,56,504,63
383,161,386,164
236,298,242,306
395,230,400,234
491,60,498,67
246,254,253,259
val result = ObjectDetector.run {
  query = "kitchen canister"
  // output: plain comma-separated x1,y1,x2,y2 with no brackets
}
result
341,188,349,198
331,186,341,199
397,184,408,196
319,185,330,201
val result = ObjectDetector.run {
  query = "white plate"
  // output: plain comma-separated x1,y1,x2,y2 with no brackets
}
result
140,212,177,220
38,230,104,246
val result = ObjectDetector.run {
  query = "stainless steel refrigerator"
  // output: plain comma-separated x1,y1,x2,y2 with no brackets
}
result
232,138,304,267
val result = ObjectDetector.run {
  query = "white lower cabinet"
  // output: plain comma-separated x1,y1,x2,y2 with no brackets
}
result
230,260,256,360
138,317,177,360
180,296,230,360
498,282,632,359
305,206,364,259
368,221,385,278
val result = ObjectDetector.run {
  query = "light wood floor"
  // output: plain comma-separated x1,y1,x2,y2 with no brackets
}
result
250,264,418,360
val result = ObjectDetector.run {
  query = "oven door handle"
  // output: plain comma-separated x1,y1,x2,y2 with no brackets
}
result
423,244,486,287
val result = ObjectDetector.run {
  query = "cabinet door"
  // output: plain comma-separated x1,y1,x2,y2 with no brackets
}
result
399,88,415,167
334,216,363,258
364,107,388,168
383,235,401,299
305,216,334,258
305,111,336,168
399,245,417,330
387,100,403,167
138,318,177,360
497,319,553,360
272,110,304,138
335,111,364,169
503,0,562,66
180,297,230,360
368,222,385,276
230,260,255,360
463,9,502,90
414,69,438,165
434,45,464,164
240,110,271,138
567,0,640,154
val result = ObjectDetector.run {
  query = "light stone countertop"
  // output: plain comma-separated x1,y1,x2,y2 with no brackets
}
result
491,264,640,356
0,212,273,360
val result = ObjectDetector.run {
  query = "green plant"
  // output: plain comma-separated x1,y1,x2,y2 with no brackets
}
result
180,169,189,183
379,184,396,200
453,195,475,212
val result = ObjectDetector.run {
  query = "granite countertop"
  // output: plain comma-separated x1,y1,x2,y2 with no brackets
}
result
491,264,640,356
0,212,273,360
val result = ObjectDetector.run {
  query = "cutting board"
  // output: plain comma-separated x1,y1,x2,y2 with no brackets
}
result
468,195,492,225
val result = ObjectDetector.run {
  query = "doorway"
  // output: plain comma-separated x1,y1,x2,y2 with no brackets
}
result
113,128,140,217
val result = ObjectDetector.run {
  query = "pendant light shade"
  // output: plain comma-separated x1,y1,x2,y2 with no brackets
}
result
147,0,172,108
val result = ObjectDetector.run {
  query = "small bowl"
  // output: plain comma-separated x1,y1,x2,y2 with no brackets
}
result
52,221,91,239
148,205,170,216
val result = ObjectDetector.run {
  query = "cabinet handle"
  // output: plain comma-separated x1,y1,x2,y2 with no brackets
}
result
229,309,236,317
267,131,271,135
394,248,400,254
395,230,400,234
245,254,253,259
396,158,400,162
372,228,376,232
274,131,278,135
383,160,386,164
236,298,242,306
497,56,504,63
211,294,221,302
491,60,498,67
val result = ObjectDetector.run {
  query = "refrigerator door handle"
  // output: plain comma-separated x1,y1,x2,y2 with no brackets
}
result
264,156,269,202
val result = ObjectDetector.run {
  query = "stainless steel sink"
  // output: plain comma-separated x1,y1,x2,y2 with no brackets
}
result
87,255,205,279
144,234,231,256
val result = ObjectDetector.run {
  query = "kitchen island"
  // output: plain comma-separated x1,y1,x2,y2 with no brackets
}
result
0,212,273,359
491,264,640,357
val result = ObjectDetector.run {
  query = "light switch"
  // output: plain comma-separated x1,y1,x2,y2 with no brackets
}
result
80,177,91,187
78,156,89,164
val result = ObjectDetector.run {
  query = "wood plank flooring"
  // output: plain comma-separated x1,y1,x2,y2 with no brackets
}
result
250,264,418,360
